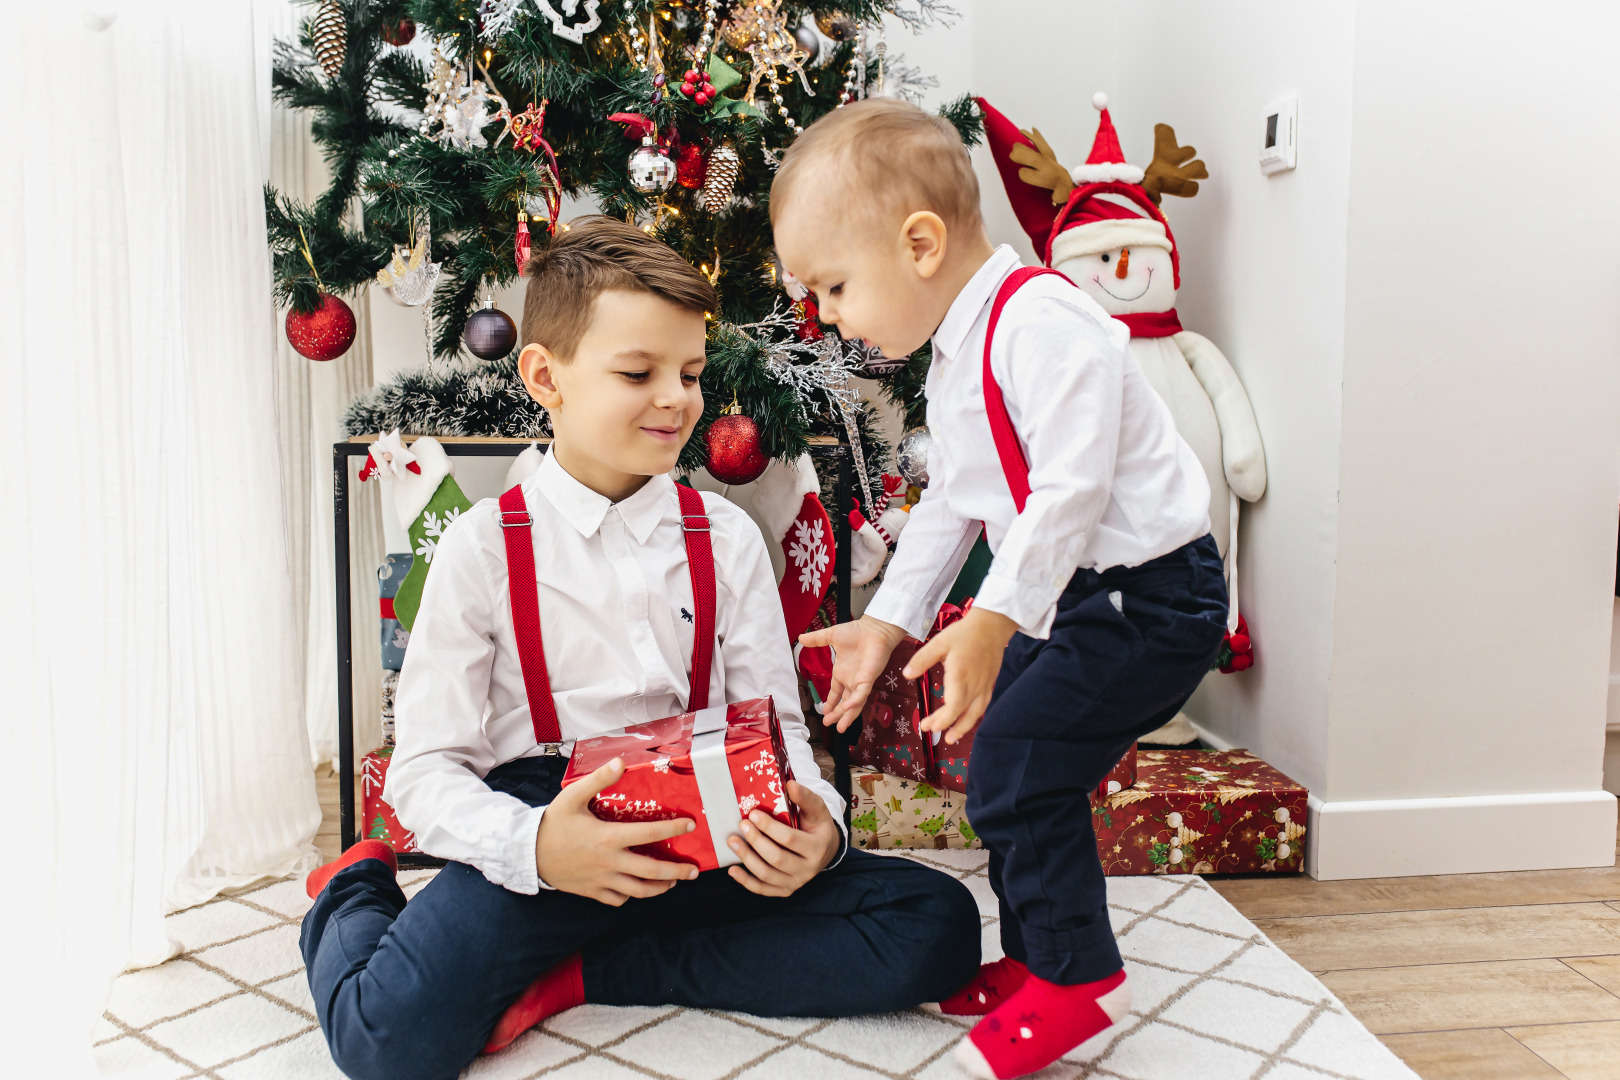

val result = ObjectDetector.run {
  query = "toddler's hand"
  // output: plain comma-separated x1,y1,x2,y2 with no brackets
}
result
725,781,842,897
535,758,699,905
799,616,908,732
908,606,1018,745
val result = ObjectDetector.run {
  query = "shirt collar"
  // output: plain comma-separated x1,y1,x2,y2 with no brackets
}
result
931,245,1025,361
530,450,676,545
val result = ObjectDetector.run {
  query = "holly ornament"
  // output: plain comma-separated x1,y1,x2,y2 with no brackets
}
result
680,66,718,106
285,292,356,361
705,395,768,485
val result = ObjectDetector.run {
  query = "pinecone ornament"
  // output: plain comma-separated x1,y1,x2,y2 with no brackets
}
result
700,142,740,213
312,0,347,80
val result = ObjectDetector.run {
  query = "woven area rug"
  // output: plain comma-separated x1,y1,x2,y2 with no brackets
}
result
93,850,1417,1080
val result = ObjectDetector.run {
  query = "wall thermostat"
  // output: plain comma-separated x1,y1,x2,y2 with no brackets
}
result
1260,96,1298,175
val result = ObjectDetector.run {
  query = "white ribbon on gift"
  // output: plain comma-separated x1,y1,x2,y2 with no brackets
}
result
688,705,744,869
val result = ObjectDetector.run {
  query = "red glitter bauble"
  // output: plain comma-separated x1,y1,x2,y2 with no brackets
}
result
675,143,708,189
380,18,416,46
705,413,768,485
285,292,357,361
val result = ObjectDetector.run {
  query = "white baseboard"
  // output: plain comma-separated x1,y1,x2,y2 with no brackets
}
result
1305,789,1618,880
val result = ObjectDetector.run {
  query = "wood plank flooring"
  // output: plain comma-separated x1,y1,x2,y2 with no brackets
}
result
1213,835,1620,1079
313,767,1620,1078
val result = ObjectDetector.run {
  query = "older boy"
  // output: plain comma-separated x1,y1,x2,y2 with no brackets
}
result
299,218,979,1080
779,102,1227,1079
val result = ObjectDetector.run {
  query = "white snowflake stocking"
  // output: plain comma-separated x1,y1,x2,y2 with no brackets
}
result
778,492,833,642
394,478,473,630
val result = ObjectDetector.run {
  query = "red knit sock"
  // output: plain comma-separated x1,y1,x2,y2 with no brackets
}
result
936,957,1031,1016
483,953,585,1055
304,840,398,900
955,969,1131,1080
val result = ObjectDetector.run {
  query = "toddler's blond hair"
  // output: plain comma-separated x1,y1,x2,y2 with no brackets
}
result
771,98,983,232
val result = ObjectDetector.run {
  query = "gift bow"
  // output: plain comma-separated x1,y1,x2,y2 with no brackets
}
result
359,429,423,482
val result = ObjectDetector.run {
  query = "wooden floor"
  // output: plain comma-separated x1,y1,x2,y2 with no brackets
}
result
314,767,1620,1079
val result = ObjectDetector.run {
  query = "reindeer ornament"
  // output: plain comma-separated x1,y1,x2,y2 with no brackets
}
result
981,94,1266,739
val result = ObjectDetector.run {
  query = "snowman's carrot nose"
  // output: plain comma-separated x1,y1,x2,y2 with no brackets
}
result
1115,248,1130,280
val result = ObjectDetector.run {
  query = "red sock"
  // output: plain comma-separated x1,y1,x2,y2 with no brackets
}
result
956,969,1131,1080
483,953,585,1055
304,840,398,900
936,957,1031,1015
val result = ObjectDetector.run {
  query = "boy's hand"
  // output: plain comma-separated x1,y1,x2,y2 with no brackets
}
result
799,615,908,732
907,606,1018,746
726,781,843,897
535,758,699,906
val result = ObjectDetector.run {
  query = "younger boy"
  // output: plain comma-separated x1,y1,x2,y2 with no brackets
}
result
778,102,1228,1079
298,217,980,1080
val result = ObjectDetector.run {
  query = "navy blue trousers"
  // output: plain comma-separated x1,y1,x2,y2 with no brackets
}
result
300,756,981,1080
965,534,1228,985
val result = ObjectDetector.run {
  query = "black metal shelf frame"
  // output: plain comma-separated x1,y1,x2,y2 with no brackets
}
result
334,439,855,868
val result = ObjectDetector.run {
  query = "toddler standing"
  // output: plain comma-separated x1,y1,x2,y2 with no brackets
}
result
778,101,1227,1079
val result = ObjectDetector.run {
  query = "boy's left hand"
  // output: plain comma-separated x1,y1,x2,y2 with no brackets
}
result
907,606,1019,745
726,780,842,897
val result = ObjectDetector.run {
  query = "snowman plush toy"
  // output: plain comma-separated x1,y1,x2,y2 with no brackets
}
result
980,93,1267,743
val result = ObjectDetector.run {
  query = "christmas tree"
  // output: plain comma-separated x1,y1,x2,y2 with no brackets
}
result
267,0,975,492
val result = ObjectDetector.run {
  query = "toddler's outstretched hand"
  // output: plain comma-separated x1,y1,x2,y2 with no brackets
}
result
798,615,907,732
909,606,1019,745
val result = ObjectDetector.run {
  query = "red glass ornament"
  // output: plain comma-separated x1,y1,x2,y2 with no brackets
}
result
794,297,823,341
285,292,357,361
676,143,708,189
380,18,416,46
706,413,768,485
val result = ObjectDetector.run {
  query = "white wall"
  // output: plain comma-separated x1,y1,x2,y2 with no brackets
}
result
1311,0,1620,874
1108,2,1358,808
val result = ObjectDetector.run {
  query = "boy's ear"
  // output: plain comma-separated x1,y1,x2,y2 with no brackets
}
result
900,210,948,280
518,343,564,409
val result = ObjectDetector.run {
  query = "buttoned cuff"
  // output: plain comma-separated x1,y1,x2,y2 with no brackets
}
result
497,803,550,894
862,584,935,642
971,569,1060,640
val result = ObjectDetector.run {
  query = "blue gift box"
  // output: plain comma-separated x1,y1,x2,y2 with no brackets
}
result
379,553,413,671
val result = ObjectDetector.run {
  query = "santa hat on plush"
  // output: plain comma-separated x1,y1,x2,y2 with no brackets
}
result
979,92,1183,292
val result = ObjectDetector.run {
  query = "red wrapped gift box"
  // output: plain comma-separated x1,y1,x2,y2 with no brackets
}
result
1091,748,1306,875
851,638,937,783
852,605,965,787
360,746,418,854
562,697,798,873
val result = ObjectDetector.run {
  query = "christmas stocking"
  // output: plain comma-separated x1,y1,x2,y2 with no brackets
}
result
361,432,473,631
753,454,834,643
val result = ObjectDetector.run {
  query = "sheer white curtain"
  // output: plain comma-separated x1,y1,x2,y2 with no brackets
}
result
2,1,319,1067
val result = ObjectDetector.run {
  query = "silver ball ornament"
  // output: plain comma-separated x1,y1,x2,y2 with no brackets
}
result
628,143,676,194
896,428,934,487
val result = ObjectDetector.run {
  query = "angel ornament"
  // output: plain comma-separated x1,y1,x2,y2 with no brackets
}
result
981,92,1268,744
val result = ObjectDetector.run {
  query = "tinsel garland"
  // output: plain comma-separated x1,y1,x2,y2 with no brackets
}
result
343,355,550,438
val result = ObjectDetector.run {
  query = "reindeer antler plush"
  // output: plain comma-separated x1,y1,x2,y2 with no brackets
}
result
1141,124,1208,204
979,92,1268,744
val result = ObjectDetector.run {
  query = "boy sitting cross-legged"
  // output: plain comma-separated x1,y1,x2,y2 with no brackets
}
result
299,217,980,1080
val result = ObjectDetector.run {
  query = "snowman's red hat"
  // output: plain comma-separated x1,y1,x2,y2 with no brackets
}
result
980,92,1182,289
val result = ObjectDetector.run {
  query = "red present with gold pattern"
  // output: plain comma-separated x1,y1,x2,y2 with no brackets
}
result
562,697,798,873
1091,748,1306,875
360,746,418,854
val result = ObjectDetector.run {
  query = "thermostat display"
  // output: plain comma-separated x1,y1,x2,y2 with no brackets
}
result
1261,96,1298,175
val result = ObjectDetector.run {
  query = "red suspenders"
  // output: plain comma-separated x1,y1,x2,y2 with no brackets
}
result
497,480,716,746
981,265,1067,514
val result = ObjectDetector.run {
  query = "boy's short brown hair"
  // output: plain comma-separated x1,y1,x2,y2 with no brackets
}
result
522,216,717,359
770,98,983,231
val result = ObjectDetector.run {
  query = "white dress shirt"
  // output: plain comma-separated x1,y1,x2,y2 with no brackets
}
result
388,451,846,894
864,245,1211,641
